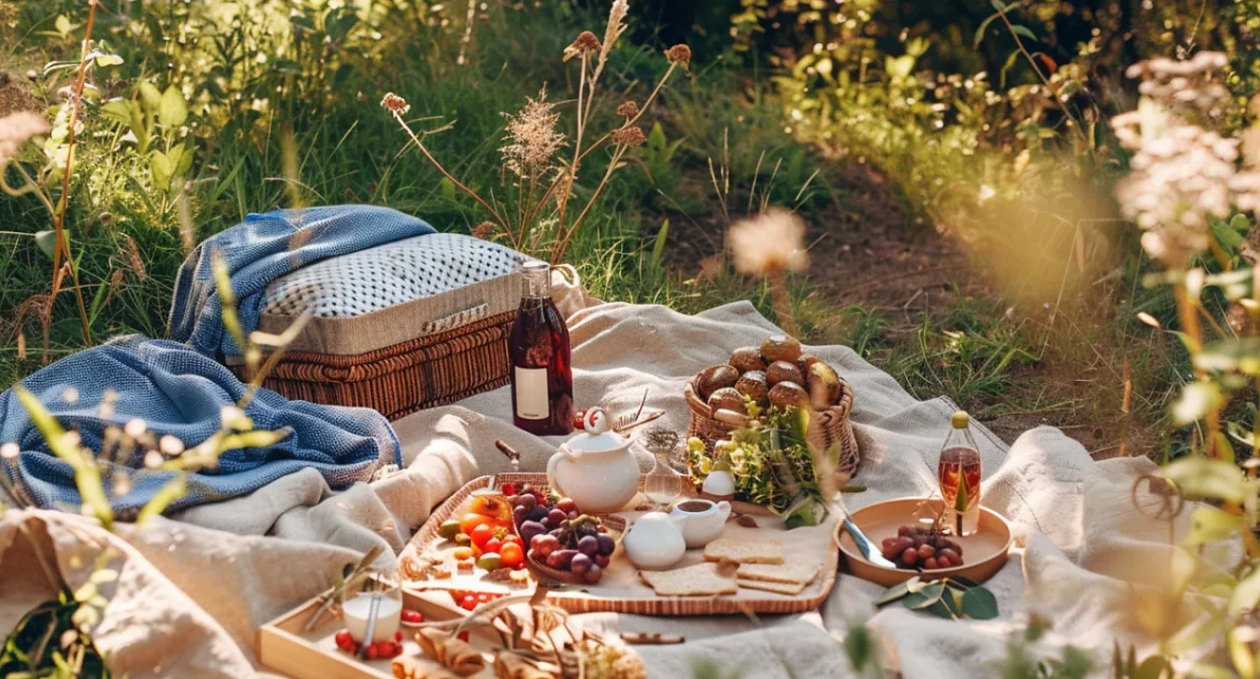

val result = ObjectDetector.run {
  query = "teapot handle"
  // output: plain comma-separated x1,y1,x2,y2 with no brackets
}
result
546,447,575,495
715,500,732,521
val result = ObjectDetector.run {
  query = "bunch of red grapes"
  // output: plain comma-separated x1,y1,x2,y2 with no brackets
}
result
510,487,615,584
881,525,965,570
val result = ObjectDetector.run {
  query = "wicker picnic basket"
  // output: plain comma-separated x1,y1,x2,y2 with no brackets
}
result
230,233,529,421
683,376,861,481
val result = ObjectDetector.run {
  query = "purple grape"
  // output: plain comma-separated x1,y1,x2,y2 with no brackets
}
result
513,494,537,511
593,553,610,568
519,520,546,546
548,508,568,525
513,505,529,524
569,553,592,575
596,534,615,556
577,535,599,556
527,506,548,522
539,517,551,530
546,549,577,570
582,564,602,584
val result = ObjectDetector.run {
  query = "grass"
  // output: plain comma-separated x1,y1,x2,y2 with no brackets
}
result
0,0,1175,454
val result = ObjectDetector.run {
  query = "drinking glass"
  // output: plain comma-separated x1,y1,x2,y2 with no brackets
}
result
937,445,982,535
643,447,685,511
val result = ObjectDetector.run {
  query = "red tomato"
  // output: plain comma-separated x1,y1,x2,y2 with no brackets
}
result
500,542,524,568
484,538,503,555
477,593,489,603
460,513,493,536
500,483,518,496
502,534,523,549
470,523,496,549
460,594,477,611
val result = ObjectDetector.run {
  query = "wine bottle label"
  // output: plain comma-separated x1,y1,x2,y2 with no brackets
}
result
514,367,550,420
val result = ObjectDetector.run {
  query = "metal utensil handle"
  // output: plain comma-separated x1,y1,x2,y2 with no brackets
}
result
358,591,382,658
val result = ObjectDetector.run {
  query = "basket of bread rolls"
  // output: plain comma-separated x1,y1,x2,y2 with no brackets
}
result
683,334,859,481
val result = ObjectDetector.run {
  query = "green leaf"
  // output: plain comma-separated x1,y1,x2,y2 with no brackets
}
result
960,586,999,619
100,100,135,126
1171,381,1221,425
149,150,173,190
1230,213,1253,233
136,475,187,525
1186,505,1240,546
955,459,969,513
34,230,65,260
93,54,124,68
650,219,669,269
54,14,71,36
875,578,916,606
1134,655,1173,679
1010,24,1037,41
648,122,667,153
440,177,457,202
158,85,187,128
138,81,162,111
1212,220,1246,250
903,581,945,610
973,14,1000,46
1163,456,1248,504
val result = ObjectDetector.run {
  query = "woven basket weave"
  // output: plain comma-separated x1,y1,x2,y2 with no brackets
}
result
235,310,513,421
684,377,861,481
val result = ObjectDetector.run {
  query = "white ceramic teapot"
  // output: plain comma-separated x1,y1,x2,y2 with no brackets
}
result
622,511,687,570
546,408,640,514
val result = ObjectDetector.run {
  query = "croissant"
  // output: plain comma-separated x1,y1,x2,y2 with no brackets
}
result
415,628,486,677
392,656,457,679
493,651,555,679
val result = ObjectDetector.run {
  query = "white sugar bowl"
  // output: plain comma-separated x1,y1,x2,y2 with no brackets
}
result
622,511,686,570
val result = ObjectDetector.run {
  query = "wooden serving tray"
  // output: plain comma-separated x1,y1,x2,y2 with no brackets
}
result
259,587,509,679
401,473,840,616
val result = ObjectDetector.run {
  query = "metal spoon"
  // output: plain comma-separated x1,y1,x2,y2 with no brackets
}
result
357,590,382,660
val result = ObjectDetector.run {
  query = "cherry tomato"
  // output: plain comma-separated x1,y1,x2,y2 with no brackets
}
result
500,483,518,496
484,538,503,555
477,593,490,603
470,523,496,549
460,513,494,536
502,534,523,549
460,594,477,611
458,631,470,643
500,542,524,568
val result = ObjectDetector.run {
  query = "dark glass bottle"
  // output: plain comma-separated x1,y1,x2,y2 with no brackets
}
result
509,261,574,436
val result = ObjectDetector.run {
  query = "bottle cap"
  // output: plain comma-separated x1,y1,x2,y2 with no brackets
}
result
950,411,970,429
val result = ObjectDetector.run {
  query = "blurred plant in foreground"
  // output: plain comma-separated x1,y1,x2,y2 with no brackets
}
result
1111,50,1260,678
381,1,691,263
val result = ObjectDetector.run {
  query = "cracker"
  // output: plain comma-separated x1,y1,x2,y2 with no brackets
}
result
703,539,784,565
736,562,820,585
639,562,738,596
736,577,808,596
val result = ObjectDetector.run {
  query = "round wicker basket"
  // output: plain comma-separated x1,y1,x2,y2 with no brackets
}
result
684,377,860,482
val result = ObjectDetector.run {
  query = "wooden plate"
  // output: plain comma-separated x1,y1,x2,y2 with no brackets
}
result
834,498,1013,587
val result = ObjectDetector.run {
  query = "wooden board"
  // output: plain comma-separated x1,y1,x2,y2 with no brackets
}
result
258,587,507,679
401,473,839,616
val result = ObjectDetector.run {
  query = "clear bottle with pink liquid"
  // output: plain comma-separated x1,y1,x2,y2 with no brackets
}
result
937,411,981,536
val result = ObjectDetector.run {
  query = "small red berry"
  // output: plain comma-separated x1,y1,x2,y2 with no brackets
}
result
501,483,518,496
401,609,423,623
395,630,404,642
365,643,379,660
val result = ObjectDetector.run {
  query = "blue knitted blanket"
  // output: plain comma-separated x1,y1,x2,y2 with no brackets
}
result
168,204,436,357
0,336,400,516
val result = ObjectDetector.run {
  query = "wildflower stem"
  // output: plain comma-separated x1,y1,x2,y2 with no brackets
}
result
1173,274,1218,457
553,144,628,263
574,62,677,168
391,111,510,231
50,0,99,347
993,6,1087,145
0,164,57,215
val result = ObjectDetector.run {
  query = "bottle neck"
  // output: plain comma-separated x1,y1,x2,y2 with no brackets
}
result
522,262,550,299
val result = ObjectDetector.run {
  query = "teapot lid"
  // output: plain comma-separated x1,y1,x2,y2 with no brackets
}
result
563,407,629,454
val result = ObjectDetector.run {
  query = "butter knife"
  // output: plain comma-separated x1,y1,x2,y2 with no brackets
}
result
843,518,898,569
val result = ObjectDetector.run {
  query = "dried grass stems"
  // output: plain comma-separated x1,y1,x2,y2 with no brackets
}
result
0,1,100,347
384,1,691,263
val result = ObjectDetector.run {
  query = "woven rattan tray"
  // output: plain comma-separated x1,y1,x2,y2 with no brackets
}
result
401,473,839,616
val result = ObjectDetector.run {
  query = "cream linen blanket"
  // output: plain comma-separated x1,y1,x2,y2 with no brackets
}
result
0,284,1183,678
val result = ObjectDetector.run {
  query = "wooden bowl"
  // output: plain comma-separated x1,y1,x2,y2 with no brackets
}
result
835,498,1013,587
